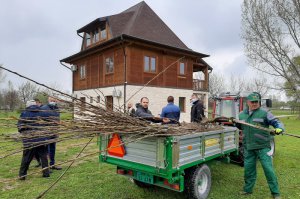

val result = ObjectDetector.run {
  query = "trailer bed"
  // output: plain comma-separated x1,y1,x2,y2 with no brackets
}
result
99,126,238,192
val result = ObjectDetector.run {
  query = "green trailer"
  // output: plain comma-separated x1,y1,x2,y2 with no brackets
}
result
99,126,239,199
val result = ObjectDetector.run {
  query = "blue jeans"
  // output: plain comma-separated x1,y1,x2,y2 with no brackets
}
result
48,142,56,166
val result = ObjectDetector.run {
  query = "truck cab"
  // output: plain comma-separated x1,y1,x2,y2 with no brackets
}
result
212,92,272,124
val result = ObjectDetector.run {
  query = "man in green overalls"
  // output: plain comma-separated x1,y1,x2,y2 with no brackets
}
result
239,92,284,199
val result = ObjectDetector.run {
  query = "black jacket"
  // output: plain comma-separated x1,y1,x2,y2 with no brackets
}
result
135,105,153,118
191,100,205,122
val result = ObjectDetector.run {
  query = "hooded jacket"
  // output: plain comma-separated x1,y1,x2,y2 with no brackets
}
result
41,103,60,138
17,105,48,146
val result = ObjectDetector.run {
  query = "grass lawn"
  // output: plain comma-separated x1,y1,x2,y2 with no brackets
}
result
0,111,299,199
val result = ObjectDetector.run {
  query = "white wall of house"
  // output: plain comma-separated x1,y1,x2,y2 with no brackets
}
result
74,85,209,122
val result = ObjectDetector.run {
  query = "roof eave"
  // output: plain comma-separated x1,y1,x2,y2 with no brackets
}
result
61,34,210,63
121,34,209,58
77,17,107,34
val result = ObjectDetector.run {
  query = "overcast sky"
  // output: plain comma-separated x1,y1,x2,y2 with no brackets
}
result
0,0,251,93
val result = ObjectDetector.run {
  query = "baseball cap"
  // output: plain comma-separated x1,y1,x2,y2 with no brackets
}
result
247,93,260,101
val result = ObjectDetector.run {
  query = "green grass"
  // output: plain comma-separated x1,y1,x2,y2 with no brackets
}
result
0,111,299,199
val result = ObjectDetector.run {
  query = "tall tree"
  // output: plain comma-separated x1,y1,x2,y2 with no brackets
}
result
18,81,39,106
4,81,19,111
0,67,6,84
245,74,270,97
209,73,226,98
228,74,246,93
241,0,300,116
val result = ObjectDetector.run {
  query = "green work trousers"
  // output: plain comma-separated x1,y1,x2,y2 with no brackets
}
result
244,148,280,196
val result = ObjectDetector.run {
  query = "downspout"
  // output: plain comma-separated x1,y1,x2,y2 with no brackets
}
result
60,61,73,93
60,61,74,118
121,35,127,113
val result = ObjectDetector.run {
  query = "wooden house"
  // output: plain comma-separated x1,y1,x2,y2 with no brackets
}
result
60,1,212,122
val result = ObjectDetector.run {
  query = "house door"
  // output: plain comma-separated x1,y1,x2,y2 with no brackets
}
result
105,96,113,111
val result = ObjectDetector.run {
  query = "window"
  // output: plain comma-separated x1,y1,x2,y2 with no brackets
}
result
179,97,186,112
105,57,114,73
85,33,91,46
144,56,156,72
144,56,149,71
179,62,185,75
93,29,99,43
100,29,107,39
90,97,93,103
79,65,86,79
80,97,86,111
105,96,113,111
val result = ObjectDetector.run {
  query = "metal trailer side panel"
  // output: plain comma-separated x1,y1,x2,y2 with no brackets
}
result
178,136,202,166
173,127,238,168
100,127,238,170
102,135,166,168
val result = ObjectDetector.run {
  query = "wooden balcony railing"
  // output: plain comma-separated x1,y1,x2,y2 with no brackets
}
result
193,79,208,91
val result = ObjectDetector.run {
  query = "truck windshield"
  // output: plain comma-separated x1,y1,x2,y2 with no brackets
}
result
215,100,237,118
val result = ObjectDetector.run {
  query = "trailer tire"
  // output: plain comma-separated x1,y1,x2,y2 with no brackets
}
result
185,164,211,199
132,179,153,188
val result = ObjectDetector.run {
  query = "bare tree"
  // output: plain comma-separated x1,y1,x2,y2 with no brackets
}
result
241,0,300,116
0,66,7,109
209,73,226,97
3,81,19,111
0,66,6,84
18,81,39,106
245,74,270,97
227,74,246,93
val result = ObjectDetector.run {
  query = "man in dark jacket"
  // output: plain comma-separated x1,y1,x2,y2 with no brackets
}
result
135,97,169,123
135,97,154,119
190,94,205,122
239,92,284,199
161,96,180,124
33,98,43,167
41,96,62,170
18,100,50,180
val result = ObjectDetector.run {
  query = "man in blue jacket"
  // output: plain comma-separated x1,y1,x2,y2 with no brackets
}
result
41,97,62,170
161,96,180,124
18,100,50,180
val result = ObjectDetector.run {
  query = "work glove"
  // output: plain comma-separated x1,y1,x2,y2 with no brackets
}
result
274,128,283,135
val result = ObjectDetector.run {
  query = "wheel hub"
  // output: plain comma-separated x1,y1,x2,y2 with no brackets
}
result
197,173,208,194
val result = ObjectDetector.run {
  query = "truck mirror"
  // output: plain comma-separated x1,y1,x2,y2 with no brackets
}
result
265,99,272,108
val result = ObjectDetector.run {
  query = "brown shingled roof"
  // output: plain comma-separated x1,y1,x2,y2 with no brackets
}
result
78,1,190,50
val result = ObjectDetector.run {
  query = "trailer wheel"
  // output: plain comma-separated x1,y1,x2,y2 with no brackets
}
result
132,179,153,188
185,164,211,199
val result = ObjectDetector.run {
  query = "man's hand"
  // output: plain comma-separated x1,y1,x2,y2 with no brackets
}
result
228,117,236,123
162,118,170,123
274,128,283,135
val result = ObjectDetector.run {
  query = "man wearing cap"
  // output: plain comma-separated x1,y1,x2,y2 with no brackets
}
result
238,92,284,199
18,100,50,180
